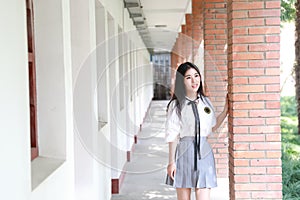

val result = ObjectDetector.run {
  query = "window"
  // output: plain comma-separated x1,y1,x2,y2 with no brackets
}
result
26,0,38,160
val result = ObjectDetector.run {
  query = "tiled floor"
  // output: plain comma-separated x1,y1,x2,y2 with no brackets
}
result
111,101,229,200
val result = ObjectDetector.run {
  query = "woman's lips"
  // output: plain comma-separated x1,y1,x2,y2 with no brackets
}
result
192,84,198,89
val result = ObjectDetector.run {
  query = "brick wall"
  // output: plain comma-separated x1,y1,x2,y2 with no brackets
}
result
227,0,282,199
203,0,228,178
170,0,282,198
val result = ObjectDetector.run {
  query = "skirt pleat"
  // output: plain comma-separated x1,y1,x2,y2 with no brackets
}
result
166,136,217,189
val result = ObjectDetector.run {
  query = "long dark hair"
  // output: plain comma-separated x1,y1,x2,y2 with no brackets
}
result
167,62,206,115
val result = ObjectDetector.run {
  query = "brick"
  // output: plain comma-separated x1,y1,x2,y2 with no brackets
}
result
231,61,248,68
266,151,281,158
232,77,248,84
234,151,265,159
232,18,264,27
206,39,226,45
266,117,280,125
251,175,281,183
249,76,280,84
249,109,281,117
234,175,250,183
266,134,281,142
250,159,281,166
234,167,266,175
233,27,248,35
252,191,282,199
232,126,249,134
216,24,227,29
232,10,248,18
250,142,281,150
206,19,226,24
216,13,227,19
232,44,248,52
232,94,248,101
217,3,227,8
249,26,280,35
233,143,250,150
266,101,280,109
266,35,280,43
266,17,281,25
249,93,280,101
266,84,280,92
233,134,265,142
267,167,282,174
232,2,264,10
232,110,249,117
235,191,251,199
266,1,281,9
266,68,280,75
235,183,266,190
232,85,265,93
267,183,282,190
266,51,280,59
249,10,281,18
232,52,264,60
205,29,226,35
233,102,264,109
249,60,280,68
233,68,264,76
233,35,264,43
249,43,280,52
250,125,280,134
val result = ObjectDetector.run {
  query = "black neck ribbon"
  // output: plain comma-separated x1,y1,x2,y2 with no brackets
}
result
187,97,201,171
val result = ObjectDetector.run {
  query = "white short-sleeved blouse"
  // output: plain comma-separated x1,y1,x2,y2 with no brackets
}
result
165,96,216,143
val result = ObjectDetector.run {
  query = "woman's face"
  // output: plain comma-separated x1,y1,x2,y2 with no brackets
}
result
183,67,201,96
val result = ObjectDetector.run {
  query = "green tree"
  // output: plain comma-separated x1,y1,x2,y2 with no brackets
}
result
295,0,300,134
282,0,296,22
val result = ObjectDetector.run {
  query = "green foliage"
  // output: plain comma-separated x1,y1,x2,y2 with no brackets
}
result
281,96,300,199
282,150,300,199
281,0,296,22
281,96,297,117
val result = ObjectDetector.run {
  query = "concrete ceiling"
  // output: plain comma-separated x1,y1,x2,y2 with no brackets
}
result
125,0,191,53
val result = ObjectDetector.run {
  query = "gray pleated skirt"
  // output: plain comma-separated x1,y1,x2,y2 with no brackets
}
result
166,136,217,189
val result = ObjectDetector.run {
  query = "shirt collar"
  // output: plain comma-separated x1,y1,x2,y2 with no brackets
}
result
185,94,200,102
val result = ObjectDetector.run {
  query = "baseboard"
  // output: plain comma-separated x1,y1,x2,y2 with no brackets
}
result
111,170,126,194
111,99,152,194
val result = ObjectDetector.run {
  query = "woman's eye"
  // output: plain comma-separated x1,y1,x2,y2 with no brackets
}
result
186,77,191,79
195,74,199,78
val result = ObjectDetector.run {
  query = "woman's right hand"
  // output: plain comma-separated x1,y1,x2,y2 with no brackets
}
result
167,162,176,180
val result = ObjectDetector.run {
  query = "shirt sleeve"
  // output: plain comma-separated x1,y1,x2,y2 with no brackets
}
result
165,100,181,142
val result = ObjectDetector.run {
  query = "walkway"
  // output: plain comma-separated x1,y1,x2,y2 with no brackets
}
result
111,100,229,200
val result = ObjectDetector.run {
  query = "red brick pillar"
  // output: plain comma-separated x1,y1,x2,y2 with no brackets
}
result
181,25,187,61
227,0,282,199
203,0,228,178
185,14,193,60
192,0,204,67
170,52,179,95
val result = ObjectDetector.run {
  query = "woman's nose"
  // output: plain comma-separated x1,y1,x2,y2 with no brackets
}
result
191,77,195,83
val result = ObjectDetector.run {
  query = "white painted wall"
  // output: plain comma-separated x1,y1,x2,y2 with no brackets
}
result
0,0,152,200
0,1,31,199
31,0,74,199
0,0,75,200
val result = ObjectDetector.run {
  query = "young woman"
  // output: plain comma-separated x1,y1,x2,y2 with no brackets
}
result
165,62,228,200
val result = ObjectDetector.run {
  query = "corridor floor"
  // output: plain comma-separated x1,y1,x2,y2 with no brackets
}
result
111,100,229,200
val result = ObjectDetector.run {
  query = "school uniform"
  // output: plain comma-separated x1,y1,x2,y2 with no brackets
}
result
165,96,217,189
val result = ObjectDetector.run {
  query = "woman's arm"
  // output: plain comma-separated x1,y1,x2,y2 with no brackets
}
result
167,140,177,180
212,94,228,132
